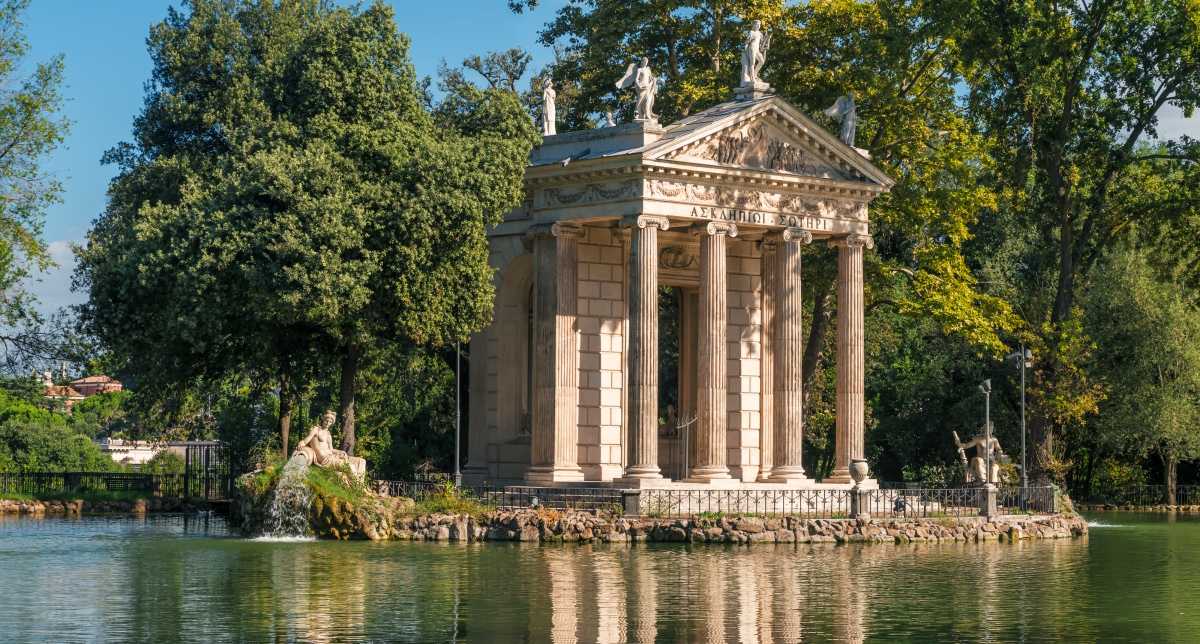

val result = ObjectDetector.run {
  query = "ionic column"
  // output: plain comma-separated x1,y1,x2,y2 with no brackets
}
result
827,233,873,483
687,222,737,481
526,222,586,483
462,329,491,484
620,215,669,480
772,227,812,483
757,239,777,482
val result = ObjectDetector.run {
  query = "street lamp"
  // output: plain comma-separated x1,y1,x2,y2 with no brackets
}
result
978,379,992,485
1005,345,1032,490
454,341,462,487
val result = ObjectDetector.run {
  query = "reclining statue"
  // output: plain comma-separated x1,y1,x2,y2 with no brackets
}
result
295,410,367,476
953,426,1007,485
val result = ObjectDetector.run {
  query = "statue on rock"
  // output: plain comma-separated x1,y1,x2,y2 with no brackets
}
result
740,20,771,84
825,92,858,147
615,57,661,122
953,427,1007,485
296,410,367,476
541,78,556,136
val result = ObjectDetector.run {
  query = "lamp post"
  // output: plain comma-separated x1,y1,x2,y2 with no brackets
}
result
454,341,462,487
1005,346,1033,490
978,379,992,484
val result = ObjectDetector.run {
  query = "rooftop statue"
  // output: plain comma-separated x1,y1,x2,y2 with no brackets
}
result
541,78,556,136
615,57,662,122
740,20,771,84
597,111,616,128
953,427,1007,485
824,92,858,147
295,410,367,476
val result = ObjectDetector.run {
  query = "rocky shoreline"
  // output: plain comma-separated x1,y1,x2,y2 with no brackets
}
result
0,498,204,514
284,499,1089,543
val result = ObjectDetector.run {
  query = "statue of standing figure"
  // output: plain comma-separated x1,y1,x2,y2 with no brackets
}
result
825,92,858,147
953,427,1006,485
740,20,771,84
541,78,556,136
296,410,367,476
615,57,662,122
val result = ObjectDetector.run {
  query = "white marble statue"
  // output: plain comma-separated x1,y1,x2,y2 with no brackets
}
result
825,92,858,147
953,428,1006,485
740,20,771,84
295,410,367,476
541,78,556,136
597,111,616,128
616,57,661,122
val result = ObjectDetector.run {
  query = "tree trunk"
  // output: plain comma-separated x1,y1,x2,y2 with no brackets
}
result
1030,413,1054,485
338,339,362,457
1163,452,1177,506
279,369,293,459
801,281,835,413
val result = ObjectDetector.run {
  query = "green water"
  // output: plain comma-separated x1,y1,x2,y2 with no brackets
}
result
0,512,1194,642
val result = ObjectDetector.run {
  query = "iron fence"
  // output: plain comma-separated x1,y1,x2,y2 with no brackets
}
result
182,442,234,500
637,488,852,518
998,486,1056,514
372,481,625,513
1072,484,1200,507
0,472,155,496
864,487,983,519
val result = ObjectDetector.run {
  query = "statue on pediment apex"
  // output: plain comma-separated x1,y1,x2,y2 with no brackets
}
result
741,20,771,84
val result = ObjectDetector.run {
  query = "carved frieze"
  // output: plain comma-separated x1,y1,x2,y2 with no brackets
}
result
648,179,867,222
542,179,639,207
678,121,845,179
659,246,696,270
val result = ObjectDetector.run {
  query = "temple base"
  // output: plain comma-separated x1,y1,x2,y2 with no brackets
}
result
525,465,586,484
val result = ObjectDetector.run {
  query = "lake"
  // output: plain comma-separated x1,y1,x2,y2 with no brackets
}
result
0,511,1194,642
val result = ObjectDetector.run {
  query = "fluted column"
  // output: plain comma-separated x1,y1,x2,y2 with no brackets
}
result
526,222,586,483
687,222,737,481
772,227,812,483
620,215,669,480
827,233,873,483
757,239,777,481
462,329,491,484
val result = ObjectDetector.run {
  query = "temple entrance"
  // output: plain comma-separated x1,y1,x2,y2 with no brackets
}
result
658,285,698,480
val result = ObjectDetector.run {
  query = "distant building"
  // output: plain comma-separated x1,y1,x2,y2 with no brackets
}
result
96,438,162,467
69,375,124,397
42,385,85,411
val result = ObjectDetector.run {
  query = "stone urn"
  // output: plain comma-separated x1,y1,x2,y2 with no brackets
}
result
850,459,870,485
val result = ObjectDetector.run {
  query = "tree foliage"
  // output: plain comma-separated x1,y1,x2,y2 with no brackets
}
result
75,0,538,458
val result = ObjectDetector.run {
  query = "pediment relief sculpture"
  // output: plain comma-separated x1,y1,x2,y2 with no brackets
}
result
675,121,847,180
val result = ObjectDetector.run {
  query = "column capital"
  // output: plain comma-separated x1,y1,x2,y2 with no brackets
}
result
827,233,874,250
781,227,813,244
523,222,586,244
758,239,778,253
690,222,738,238
619,215,670,231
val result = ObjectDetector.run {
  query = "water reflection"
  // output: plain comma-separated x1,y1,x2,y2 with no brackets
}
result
6,514,1200,642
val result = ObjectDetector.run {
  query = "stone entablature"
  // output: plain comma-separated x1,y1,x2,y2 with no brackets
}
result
468,92,894,488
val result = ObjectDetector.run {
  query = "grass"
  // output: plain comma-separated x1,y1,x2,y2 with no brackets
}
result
405,483,495,520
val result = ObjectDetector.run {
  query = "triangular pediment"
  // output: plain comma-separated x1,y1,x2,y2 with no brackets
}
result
643,96,894,189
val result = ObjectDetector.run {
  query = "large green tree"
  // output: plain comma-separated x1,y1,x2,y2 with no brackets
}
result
76,0,538,458
952,0,1200,481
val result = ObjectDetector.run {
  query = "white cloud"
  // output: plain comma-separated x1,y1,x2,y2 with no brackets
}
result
34,240,85,312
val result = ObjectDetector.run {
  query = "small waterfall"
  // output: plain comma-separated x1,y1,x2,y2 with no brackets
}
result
257,453,314,539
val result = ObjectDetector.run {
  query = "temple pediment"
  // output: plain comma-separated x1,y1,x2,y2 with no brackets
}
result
640,96,893,189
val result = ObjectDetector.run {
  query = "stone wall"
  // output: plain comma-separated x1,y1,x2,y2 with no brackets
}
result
0,498,200,513
338,508,1088,543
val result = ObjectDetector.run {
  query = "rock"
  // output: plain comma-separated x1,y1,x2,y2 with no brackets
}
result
735,517,765,534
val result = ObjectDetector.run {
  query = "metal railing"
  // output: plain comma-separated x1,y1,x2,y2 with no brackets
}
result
0,472,154,496
863,487,983,519
998,486,1056,514
373,481,625,513
1071,484,1200,507
637,488,852,518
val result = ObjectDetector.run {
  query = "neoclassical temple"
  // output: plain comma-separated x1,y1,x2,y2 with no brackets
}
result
464,84,892,488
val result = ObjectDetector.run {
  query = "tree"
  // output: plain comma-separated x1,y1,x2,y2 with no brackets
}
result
0,0,71,368
1086,244,1200,504
952,0,1200,481
76,0,538,459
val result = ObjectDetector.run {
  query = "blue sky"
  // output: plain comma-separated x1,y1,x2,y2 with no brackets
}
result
19,0,1200,311
24,0,565,310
